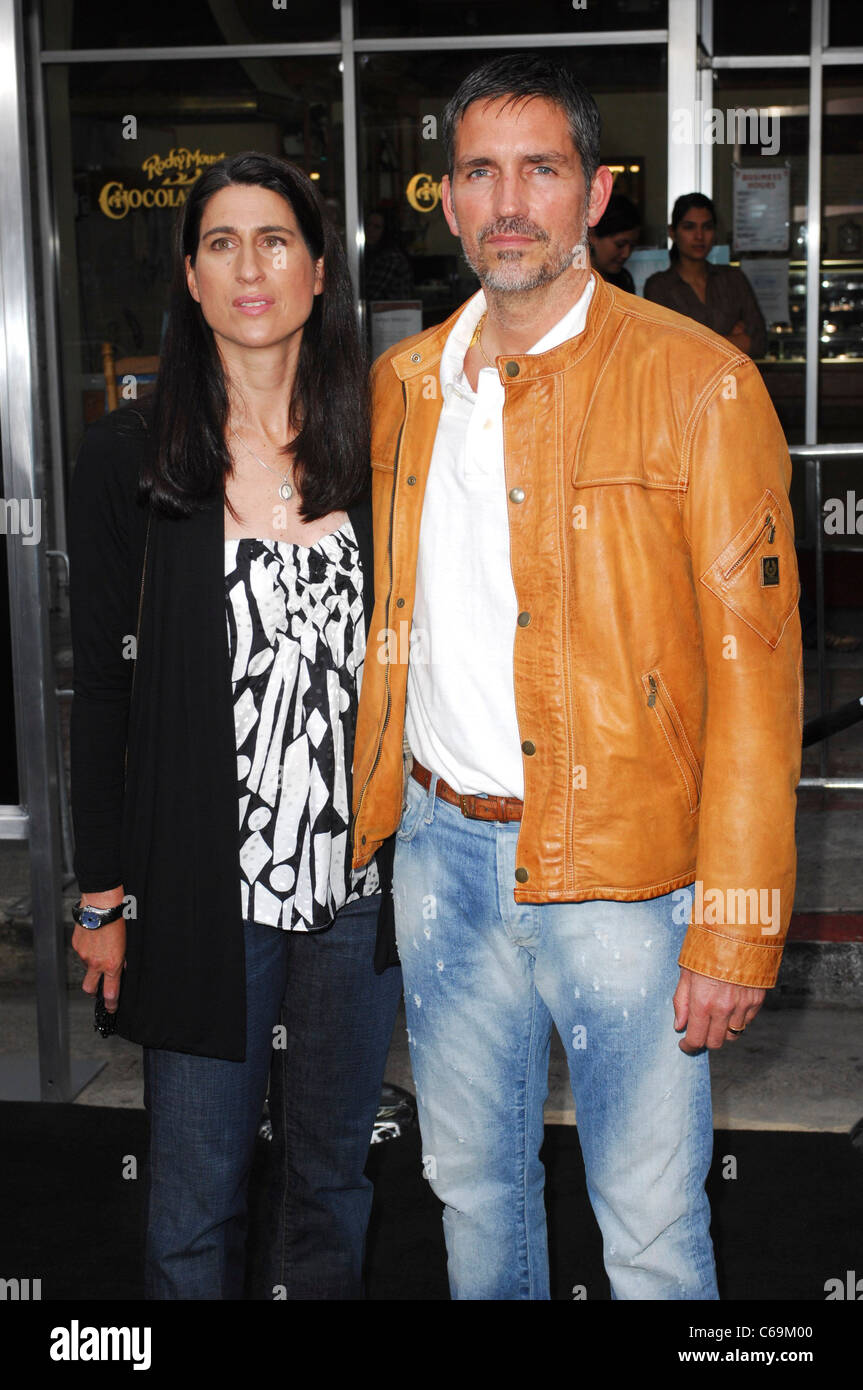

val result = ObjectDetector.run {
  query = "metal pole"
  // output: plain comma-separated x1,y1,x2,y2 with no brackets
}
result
28,1,67,557
0,0,69,1100
668,0,700,209
340,0,362,329
812,457,829,778
805,0,825,445
698,0,714,196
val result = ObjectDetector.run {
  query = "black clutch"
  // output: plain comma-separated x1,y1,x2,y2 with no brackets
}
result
94,974,119,1038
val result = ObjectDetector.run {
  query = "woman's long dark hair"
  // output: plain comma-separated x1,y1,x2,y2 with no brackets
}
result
668,192,717,262
141,152,369,521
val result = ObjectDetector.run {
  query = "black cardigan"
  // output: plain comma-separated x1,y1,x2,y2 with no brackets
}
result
69,402,396,1062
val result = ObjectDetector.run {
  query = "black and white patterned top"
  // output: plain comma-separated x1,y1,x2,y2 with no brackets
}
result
225,520,379,931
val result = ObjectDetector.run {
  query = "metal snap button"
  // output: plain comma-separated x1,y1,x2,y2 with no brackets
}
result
505,361,520,377
517,611,531,627
521,740,536,756
515,866,529,883
509,487,525,504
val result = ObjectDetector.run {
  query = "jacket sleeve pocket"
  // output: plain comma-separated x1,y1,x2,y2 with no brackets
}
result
699,487,799,649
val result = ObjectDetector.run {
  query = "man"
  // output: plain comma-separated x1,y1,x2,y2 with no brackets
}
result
352,55,802,1300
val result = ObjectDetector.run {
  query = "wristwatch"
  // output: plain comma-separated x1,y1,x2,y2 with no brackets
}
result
72,900,125,930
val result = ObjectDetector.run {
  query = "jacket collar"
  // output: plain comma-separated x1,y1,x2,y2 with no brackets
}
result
387,272,618,386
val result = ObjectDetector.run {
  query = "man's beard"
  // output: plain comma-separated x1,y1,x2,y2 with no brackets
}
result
460,214,589,294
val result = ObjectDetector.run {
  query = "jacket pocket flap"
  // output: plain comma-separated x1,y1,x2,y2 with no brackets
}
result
700,488,798,649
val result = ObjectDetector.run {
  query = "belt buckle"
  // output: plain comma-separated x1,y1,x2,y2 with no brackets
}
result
459,794,471,819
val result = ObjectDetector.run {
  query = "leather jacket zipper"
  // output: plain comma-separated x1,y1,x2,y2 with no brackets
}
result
723,511,775,580
645,670,702,812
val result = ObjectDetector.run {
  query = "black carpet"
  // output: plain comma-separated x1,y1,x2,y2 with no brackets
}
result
1,1101,861,1301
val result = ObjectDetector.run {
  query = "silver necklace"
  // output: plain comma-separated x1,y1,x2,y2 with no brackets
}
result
229,425,294,501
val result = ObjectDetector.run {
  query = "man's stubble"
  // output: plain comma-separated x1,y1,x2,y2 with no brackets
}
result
456,208,590,297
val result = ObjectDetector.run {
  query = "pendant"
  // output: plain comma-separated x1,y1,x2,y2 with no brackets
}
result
279,481,293,501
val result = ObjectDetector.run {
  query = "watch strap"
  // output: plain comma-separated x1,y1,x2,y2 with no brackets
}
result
73,900,125,930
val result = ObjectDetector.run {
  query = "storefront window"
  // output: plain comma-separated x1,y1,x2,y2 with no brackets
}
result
713,0,811,56
711,70,810,447
43,56,344,464
355,0,667,41
0,537,20,805
39,0,341,48
357,44,667,346
830,0,863,48
819,65,863,454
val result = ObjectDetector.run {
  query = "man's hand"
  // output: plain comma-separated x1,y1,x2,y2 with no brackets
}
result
673,966,765,1053
72,918,126,1012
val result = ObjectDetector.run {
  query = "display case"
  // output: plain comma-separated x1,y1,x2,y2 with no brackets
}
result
762,260,863,363
756,260,863,444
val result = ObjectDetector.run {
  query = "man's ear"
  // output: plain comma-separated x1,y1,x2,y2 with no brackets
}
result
586,166,614,229
441,174,460,239
185,254,200,304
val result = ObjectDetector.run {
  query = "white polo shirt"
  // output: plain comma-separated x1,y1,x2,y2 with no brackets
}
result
404,274,596,798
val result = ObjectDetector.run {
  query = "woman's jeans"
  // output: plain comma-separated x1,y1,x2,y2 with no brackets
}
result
393,771,718,1302
143,894,402,1300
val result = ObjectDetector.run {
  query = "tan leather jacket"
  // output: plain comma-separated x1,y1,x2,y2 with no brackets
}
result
352,274,803,988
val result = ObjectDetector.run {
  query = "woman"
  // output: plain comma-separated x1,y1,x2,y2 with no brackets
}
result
588,193,640,292
643,192,767,358
68,152,402,1300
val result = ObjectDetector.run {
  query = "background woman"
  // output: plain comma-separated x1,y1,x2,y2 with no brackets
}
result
588,193,641,292
69,152,402,1300
644,192,767,358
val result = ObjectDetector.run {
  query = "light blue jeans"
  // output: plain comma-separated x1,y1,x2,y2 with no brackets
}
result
393,771,718,1301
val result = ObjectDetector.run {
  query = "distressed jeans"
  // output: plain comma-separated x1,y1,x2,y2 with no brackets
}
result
393,771,718,1301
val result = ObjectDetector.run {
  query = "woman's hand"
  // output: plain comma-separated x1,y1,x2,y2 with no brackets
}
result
724,319,752,354
72,891,127,1012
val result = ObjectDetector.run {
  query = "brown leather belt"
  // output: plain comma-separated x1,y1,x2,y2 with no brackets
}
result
411,759,523,823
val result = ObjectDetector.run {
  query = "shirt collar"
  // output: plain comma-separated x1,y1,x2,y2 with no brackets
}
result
440,289,487,401
441,275,596,403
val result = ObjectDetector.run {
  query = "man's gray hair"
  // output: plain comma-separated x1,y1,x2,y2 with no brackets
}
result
441,54,602,191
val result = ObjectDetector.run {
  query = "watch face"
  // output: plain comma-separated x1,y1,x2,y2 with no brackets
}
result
82,907,102,929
